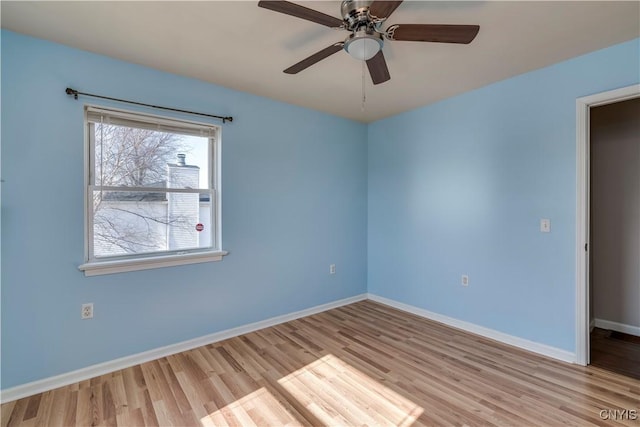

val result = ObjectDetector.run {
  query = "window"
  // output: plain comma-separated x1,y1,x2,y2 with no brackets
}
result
79,106,225,276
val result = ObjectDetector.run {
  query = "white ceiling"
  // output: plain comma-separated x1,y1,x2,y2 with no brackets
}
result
2,1,639,122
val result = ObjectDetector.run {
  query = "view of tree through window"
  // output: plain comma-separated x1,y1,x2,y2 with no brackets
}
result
87,109,215,260
94,125,185,187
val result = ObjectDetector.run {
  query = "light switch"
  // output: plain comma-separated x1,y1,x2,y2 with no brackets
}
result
540,218,551,233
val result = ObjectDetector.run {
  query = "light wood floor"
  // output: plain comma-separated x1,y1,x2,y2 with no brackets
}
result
2,300,639,426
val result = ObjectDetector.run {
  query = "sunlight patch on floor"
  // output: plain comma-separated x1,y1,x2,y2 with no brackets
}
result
200,386,297,426
277,353,423,426
200,353,423,426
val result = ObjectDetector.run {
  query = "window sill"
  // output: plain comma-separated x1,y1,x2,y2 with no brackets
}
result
79,250,228,277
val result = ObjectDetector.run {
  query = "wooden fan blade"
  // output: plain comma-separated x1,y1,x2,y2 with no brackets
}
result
369,1,403,19
388,24,480,44
366,50,390,85
258,1,344,28
284,43,344,74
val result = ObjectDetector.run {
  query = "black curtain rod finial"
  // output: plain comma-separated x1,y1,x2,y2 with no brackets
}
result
65,87,79,100
64,87,233,123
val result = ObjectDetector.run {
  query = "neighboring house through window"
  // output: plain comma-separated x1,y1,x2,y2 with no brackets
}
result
79,106,226,276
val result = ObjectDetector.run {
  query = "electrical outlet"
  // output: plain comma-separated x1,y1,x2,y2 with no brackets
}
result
329,264,336,275
461,275,469,287
81,303,93,319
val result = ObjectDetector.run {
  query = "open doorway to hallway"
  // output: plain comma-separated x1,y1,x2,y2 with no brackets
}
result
588,97,640,380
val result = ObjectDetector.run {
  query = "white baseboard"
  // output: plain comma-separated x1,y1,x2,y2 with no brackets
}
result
367,293,576,364
0,293,367,404
594,318,640,337
590,319,596,333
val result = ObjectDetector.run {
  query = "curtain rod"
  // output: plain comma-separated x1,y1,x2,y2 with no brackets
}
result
65,88,233,123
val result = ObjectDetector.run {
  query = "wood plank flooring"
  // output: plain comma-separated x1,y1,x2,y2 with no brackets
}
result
591,327,640,380
2,300,639,426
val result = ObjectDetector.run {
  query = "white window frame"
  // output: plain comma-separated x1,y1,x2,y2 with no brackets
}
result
79,105,226,276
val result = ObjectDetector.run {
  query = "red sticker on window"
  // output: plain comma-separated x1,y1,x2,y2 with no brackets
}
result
195,223,204,232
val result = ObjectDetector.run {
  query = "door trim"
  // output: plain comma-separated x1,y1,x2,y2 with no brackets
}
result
575,84,640,366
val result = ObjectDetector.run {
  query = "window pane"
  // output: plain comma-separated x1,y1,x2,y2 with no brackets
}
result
93,123,210,189
92,190,213,258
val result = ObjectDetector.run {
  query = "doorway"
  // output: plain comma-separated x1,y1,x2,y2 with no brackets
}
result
575,84,640,367
588,97,640,379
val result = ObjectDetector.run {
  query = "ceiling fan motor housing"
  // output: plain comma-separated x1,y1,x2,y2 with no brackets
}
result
341,0,373,30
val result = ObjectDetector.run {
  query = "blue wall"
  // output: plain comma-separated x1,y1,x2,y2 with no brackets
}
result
3,28,639,391
0,31,368,389
368,38,639,352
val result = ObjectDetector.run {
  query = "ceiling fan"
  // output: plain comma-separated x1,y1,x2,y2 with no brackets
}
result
258,0,480,85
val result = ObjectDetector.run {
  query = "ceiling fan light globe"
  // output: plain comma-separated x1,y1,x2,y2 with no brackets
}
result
346,36,381,61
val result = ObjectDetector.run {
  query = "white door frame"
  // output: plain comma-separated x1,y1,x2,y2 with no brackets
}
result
575,84,640,366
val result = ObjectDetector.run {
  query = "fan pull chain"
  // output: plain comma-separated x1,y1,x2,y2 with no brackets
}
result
361,59,366,111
